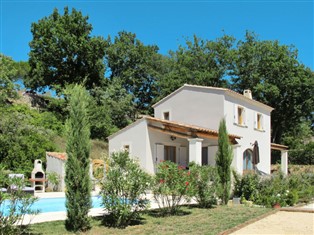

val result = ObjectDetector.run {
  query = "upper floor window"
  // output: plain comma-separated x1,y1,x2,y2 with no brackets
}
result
255,113,264,131
238,107,244,125
163,111,170,120
234,105,246,126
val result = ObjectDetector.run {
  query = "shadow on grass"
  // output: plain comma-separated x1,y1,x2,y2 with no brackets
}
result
100,214,146,229
21,225,41,235
145,207,192,218
187,204,217,210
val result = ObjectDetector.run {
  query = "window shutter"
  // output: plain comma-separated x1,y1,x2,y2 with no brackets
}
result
254,112,257,129
156,144,164,163
234,104,238,124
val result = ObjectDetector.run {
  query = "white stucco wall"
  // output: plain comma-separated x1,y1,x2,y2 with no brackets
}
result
46,156,65,191
108,119,149,173
224,94,272,174
154,86,225,129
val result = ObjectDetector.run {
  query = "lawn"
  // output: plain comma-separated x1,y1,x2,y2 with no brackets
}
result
28,205,272,235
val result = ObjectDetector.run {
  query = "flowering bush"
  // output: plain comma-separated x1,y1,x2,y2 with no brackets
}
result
252,173,299,207
152,161,189,215
233,172,308,208
187,164,218,208
0,168,39,234
101,151,151,228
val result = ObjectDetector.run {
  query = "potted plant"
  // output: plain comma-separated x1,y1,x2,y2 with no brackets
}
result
46,172,60,192
271,194,282,209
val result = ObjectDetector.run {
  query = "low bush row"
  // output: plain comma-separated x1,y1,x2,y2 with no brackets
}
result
103,152,314,228
101,152,220,227
233,170,314,207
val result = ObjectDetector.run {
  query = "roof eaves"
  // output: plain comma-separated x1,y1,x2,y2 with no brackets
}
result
145,116,241,139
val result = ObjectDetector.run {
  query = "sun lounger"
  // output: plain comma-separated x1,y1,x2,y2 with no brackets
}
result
8,174,35,196
1,188,7,193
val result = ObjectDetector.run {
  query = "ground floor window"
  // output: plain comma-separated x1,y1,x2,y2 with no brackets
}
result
164,145,176,163
243,149,253,171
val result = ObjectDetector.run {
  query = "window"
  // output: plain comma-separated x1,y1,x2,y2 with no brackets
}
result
123,145,130,153
243,149,253,171
257,114,262,130
237,106,245,125
163,112,170,120
255,113,263,130
164,146,176,163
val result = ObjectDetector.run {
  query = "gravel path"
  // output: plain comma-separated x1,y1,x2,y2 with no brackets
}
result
230,203,314,235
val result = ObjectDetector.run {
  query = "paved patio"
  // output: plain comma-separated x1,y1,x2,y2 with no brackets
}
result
229,203,314,235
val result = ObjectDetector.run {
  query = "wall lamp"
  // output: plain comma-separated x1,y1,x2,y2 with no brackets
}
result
170,136,176,141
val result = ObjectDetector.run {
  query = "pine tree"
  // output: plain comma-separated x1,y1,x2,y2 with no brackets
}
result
215,118,233,205
65,85,92,231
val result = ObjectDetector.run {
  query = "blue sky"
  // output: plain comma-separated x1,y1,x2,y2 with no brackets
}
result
1,0,313,69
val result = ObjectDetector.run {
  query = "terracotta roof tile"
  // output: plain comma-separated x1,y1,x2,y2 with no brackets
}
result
46,152,67,161
146,116,241,139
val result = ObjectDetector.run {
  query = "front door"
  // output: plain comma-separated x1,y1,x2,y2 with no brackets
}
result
202,147,208,165
164,146,176,163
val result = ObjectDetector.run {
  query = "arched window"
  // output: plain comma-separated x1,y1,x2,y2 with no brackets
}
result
243,149,253,171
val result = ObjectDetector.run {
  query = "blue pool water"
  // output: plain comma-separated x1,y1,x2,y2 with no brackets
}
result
0,196,103,215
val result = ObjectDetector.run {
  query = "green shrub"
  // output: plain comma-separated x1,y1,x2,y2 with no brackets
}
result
288,173,314,203
153,161,189,215
233,171,259,201
233,172,312,207
215,118,233,205
0,169,39,234
188,164,218,208
101,151,151,228
254,173,304,207
64,85,92,232
46,172,60,192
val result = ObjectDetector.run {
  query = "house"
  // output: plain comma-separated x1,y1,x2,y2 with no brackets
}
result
46,152,96,191
109,84,288,175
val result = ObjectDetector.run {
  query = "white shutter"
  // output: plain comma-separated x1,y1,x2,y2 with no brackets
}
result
179,147,187,168
254,112,257,129
243,108,246,125
156,144,164,163
234,104,238,124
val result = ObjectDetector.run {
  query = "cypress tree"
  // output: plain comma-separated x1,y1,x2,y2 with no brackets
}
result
215,118,233,205
65,85,92,231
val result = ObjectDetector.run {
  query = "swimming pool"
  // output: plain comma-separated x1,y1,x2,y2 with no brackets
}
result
0,196,103,215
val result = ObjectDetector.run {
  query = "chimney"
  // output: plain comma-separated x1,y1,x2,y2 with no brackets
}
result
243,90,252,99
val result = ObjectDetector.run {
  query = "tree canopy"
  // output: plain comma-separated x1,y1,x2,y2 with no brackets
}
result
230,32,314,143
105,31,162,113
26,7,106,93
0,54,29,104
157,35,235,99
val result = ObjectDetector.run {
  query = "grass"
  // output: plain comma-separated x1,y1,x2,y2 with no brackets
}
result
27,205,271,235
